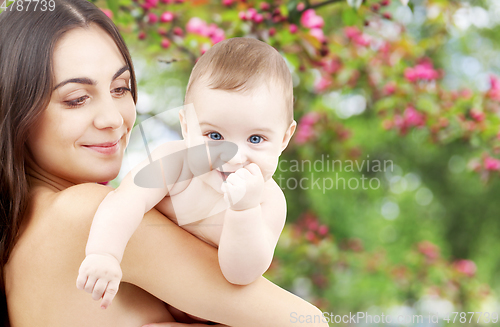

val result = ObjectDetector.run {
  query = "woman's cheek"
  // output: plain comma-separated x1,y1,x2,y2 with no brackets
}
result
125,101,136,127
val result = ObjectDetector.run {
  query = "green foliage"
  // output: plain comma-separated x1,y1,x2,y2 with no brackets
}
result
98,0,500,321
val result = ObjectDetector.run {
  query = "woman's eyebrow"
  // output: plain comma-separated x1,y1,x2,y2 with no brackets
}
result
53,65,130,91
112,65,130,81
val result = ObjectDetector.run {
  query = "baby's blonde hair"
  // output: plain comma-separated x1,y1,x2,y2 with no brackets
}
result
185,37,294,125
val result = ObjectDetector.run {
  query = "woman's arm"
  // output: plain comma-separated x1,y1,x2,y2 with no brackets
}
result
62,183,327,327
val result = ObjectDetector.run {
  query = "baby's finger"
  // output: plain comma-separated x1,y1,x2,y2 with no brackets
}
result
244,163,262,176
226,172,242,185
76,273,88,290
100,279,120,309
91,278,109,301
83,275,98,294
235,167,251,178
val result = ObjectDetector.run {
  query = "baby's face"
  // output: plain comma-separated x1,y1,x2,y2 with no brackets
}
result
182,83,295,193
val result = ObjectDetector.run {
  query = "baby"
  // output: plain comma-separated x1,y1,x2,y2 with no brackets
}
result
76,37,297,310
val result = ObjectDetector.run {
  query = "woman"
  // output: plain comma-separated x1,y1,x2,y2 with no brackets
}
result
0,1,327,326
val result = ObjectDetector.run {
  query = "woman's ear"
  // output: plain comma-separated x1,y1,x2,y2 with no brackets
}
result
280,120,297,153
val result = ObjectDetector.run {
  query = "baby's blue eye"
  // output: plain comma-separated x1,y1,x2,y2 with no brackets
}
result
249,135,262,144
209,132,222,140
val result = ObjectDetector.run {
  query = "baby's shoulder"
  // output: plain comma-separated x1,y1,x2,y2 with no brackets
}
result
263,178,285,201
150,140,187,161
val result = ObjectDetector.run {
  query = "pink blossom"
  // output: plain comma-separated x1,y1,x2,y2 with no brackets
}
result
484,156,500,171
173,26,184,36
321,58,341,74
469,109,485,122
222,0,233,6
147,13,159,24
318,225,329,236
417,241,439,260
404,61,439,82
161,38,170,49
138,31,146,40
488,75,500,101
314,76,331,93
205,23,225,44
160,11,174,23
307,219,319,231
289,24,298,34
260,2,270,11
186,17,207,34
383,81,396,95
301,112,320,126
296,2,305,11
344,26,361,39
491,74,500,90
305,231,316,242
404,106,425,127
145,0,159,7
460,88,472,99
300,9,324,29
268,27,276,37
309,28,325,43
186,18,225,44
238,11,247,20
253,13,264,24
343,27,370,46
100,8,113,19
353,34,370,47
454,259,477,277
246,8,257,20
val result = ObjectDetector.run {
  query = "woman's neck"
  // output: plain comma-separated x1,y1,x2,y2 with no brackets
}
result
25,154,77,192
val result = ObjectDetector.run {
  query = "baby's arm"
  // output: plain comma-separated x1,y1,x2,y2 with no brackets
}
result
218,164,286,285
76,141,186,308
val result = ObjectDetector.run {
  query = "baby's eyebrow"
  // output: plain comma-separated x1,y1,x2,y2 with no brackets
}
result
199,122,274,134
251,127,274,134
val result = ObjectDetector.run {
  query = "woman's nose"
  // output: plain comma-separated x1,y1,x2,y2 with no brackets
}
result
93,97,124,130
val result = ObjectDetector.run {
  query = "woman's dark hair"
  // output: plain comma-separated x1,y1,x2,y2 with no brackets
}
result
0,1,137,325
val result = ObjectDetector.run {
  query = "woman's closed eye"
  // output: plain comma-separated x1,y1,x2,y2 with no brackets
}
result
63,87,131,109
64,95,89,109
112,86,131,97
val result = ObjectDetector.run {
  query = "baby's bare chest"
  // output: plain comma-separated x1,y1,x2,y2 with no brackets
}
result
156,178,228,246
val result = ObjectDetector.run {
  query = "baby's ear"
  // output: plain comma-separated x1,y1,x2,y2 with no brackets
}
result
280,120,297,153
178,108,188,139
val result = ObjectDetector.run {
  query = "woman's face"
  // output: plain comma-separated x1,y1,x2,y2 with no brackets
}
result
27,25,136,184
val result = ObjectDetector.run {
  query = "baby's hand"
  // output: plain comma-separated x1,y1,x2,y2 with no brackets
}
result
221,163,264,211
76,253,122,309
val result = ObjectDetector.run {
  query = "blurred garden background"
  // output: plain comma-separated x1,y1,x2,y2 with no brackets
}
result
91,0,500,325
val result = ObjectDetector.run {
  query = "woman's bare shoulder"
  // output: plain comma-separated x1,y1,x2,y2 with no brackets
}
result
48,183,113,225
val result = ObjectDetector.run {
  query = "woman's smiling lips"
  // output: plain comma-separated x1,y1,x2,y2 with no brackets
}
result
82,139,120,155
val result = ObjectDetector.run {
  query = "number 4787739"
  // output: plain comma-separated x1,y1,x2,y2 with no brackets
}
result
0,0,55,12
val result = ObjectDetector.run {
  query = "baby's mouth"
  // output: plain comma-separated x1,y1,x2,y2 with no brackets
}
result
217,170,233,181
